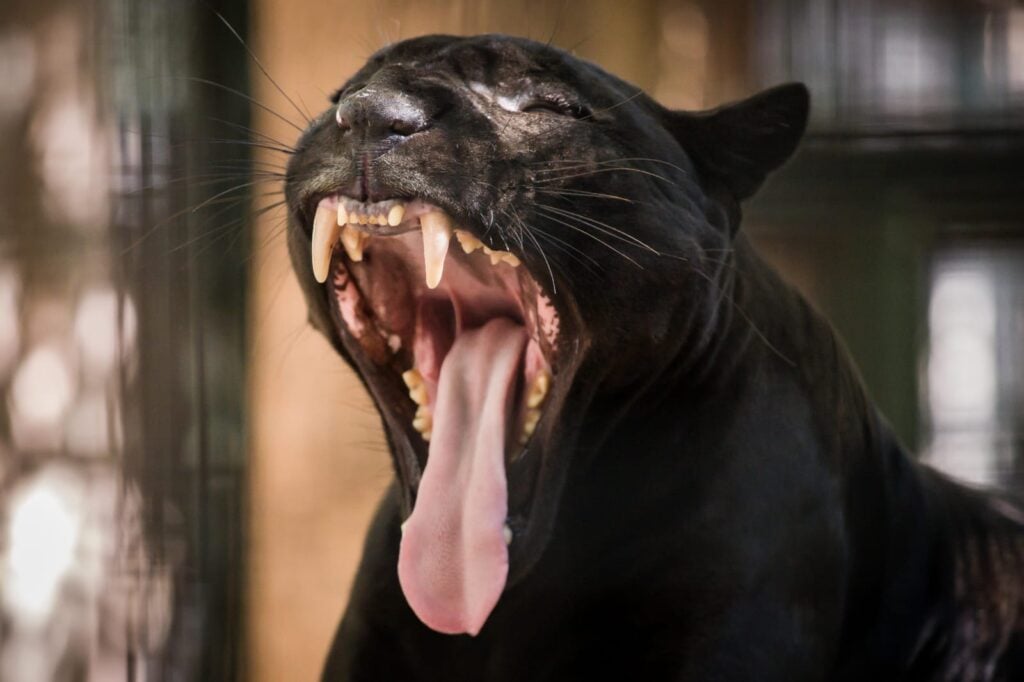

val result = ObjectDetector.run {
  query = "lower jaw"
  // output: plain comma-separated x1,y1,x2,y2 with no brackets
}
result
328,258,557,635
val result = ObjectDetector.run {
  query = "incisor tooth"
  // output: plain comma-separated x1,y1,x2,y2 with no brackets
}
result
527,371,551,408
336,206,348,226
311,204,339,283
358,214,369,225
340,225,366,262
455,229,483,254
388,204,406,227
420,211,453,289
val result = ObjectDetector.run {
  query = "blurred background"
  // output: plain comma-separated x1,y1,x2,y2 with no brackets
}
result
0,0,1021,679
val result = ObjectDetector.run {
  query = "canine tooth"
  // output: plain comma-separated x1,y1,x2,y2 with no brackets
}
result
527,371,551,408
387,204,406,227
503,524,512,546
420,211,453,289
311,204,340,283
455,229,483,254
340,225,366,262
402,368,423,389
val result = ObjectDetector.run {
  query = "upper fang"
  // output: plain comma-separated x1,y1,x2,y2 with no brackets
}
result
420,211,453,289
311,203,339,283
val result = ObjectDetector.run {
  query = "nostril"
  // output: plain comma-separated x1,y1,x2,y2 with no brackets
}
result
335,107,352,132
389,118,421,137
335,92,429,141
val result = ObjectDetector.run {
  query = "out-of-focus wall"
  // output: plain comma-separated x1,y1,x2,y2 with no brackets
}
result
247,2,726,680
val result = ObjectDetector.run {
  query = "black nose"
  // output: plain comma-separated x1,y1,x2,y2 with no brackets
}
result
335,89,429,144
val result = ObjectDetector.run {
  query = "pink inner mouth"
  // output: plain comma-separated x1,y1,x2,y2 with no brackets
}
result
325,206,558,635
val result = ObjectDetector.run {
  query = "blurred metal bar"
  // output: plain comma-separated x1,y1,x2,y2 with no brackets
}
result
108,0,251,679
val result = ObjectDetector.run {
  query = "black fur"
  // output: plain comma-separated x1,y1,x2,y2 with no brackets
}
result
283,35,1024,681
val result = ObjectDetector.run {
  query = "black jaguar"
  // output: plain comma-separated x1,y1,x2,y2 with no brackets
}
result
283,34,1024,681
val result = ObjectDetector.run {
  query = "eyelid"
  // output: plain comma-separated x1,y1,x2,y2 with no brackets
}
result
522,94,589,119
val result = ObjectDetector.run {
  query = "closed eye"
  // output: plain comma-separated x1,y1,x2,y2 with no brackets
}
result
520,96,590,119
521,100,569,115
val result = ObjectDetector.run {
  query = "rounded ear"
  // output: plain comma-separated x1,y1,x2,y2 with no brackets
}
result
667,83,809,201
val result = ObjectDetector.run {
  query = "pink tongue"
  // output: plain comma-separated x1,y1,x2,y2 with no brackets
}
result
398,317,527,635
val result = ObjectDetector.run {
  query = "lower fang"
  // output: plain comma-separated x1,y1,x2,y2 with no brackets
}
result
503,524,512,546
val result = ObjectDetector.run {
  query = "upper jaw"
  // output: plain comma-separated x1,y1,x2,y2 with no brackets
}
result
305,191,573,440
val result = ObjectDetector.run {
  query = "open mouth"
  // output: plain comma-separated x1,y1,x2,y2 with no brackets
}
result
308,194,561,635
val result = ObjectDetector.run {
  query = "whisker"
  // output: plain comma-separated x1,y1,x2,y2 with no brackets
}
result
533,166,676,187
535,187,635,203
211,8,312,126
204,138,296,156
502,207,556,293
531,156,691,177
529,225,604,277
190,179,269,214
205,116,298,152
170,199,286,255
184,76,305,134
121,172,282,197
532,205,641,268
535,204,660,254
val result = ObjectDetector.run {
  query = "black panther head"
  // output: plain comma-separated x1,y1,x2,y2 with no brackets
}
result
284,34,807,635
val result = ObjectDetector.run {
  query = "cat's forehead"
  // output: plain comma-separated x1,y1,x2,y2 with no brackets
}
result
351,34,588,90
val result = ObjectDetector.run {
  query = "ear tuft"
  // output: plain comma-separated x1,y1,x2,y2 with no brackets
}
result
668,83,809,201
